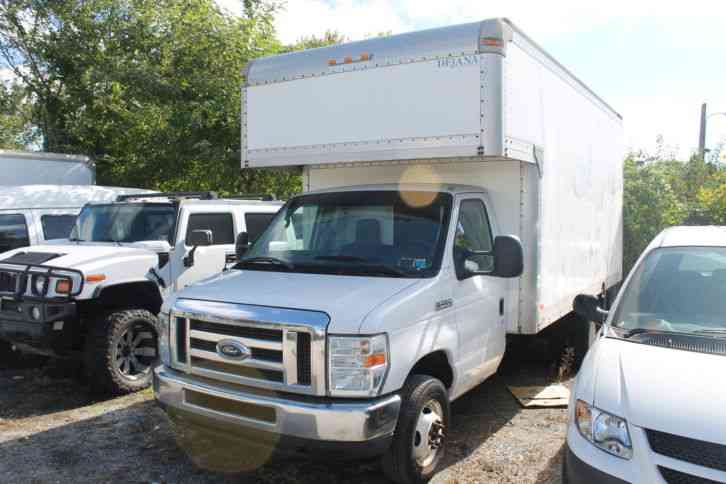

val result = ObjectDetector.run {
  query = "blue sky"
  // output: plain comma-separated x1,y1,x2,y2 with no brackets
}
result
217,0,726,159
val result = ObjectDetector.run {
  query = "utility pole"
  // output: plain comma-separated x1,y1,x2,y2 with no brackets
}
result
698,102,707,160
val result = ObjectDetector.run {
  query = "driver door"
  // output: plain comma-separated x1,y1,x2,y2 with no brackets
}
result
451,196,506,391
171,208,237,291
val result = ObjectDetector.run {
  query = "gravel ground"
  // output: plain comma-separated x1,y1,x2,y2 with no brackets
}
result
0,356,569,483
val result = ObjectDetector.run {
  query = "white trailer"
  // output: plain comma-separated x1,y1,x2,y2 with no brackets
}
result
155,18,624,482
242,17,624,335
0,150,95,186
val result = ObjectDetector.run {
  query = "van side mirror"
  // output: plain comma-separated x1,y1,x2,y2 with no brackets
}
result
184,230,213,267
492,235,523,278
574,294,608,324
456,235,523,279
235,231,250,260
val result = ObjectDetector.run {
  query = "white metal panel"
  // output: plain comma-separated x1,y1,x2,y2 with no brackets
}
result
504,39,624,332
246,57,483,166
0,151,94,186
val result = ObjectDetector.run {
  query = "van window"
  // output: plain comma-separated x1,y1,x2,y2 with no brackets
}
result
41,214,77,240
186,213,234,246
0,214,30,252
244,212,277,243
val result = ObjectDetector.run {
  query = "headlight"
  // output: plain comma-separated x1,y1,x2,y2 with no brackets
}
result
575,400,633,459
157,312,171,366
32,275,48,295
328,334,388,397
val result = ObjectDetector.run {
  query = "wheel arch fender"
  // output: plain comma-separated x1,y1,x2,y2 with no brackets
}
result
93,280,164,315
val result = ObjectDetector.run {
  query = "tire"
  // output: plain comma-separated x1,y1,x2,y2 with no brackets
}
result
381,375,450,484
84,309,161,395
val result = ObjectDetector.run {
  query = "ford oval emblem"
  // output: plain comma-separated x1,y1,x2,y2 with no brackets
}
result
216,340,251,360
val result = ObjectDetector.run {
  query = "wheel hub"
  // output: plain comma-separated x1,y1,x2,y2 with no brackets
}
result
114,323,156,380
412,399,445,467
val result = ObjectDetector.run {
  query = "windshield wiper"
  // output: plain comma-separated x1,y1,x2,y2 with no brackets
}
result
314,255,368,262
314,255,407,277
236,256,295,270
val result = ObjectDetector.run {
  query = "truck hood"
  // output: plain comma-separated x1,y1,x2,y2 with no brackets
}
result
580,336,726,444
0,243,155,272
170,269,422,334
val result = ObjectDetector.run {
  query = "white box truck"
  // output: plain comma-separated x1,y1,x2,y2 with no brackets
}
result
0,150,95,186
154,18,624,482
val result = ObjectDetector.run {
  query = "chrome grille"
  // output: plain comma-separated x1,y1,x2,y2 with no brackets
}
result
170,299,328,396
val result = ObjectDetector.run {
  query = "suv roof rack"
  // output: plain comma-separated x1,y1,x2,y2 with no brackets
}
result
224,193,277,201
116,191,219,202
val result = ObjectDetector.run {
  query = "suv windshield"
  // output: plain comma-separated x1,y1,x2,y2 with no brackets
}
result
70,203,176,243
612,246,726,336
240,190,453,278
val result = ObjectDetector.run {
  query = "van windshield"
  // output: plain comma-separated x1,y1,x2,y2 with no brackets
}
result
239,191,453,278
70,203,176,244
612,246,726,337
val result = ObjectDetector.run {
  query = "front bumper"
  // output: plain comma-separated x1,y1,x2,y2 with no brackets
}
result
564,444,629,484
0,298,77,353
154,366,401,457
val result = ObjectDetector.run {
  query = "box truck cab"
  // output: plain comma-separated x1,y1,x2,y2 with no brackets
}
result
155,18,623,483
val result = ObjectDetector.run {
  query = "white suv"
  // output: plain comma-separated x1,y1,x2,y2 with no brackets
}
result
0,192,281,394
566,226,726,483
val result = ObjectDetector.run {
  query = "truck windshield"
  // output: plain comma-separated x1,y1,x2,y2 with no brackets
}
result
70,203,176,243
611,246,726,337
240,191,453,278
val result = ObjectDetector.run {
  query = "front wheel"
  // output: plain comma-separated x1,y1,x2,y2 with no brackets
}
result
84,309,160,395
382,375,450,484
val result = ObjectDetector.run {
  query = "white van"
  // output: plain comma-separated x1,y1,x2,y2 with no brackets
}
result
567,226,726,484
0,185,150,253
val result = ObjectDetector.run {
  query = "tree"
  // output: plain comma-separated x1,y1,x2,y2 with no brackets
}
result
0,0,301,197
0,81,34,149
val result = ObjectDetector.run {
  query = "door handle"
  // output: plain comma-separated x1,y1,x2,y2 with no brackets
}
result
499,298,504,316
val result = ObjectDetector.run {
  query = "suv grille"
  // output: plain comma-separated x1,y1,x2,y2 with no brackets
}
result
170,300,328,396
647,429,726,472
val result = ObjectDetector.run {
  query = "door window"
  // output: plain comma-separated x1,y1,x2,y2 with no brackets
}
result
0,214,30,252
41,214,77,240
185,213,234,246
453,199,494,276
244,212,277,244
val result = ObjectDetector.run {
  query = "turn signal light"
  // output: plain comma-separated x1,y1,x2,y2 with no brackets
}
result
56,280,72,294
85,274,106,283
363,353,386,368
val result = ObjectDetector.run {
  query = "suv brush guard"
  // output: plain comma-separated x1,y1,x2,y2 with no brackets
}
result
0,263,84,301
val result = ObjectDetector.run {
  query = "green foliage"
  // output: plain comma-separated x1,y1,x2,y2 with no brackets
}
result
0,0,300,197
623,153,725,274
0,81,36,149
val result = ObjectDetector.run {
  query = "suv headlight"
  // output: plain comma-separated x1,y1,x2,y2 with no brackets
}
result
575,400,633,459
328,334,388,397
157,311,171,366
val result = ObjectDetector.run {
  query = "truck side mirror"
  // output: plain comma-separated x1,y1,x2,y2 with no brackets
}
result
235,231,250,260
574,294,608,324
184,230,213,267
492,235,523,278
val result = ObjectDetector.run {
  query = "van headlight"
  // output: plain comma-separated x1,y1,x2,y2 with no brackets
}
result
328,334,388,397
575,400,633,459
157,311,171,366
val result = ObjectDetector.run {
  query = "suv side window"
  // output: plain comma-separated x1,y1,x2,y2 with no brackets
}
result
453,199,494,276
185,213,234,246
0,214,30,252
41,214,77,240
245,212,277,243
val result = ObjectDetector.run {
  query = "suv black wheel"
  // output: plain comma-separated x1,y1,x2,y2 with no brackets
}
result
382,374,450,484
84,309,160,395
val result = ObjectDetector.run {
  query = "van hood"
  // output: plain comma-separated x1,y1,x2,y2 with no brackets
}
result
0,243,156,273
580,335,726,444
170,269,422,334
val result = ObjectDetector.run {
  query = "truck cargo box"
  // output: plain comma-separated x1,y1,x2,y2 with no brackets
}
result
241,18,623,334
0,150,95,186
